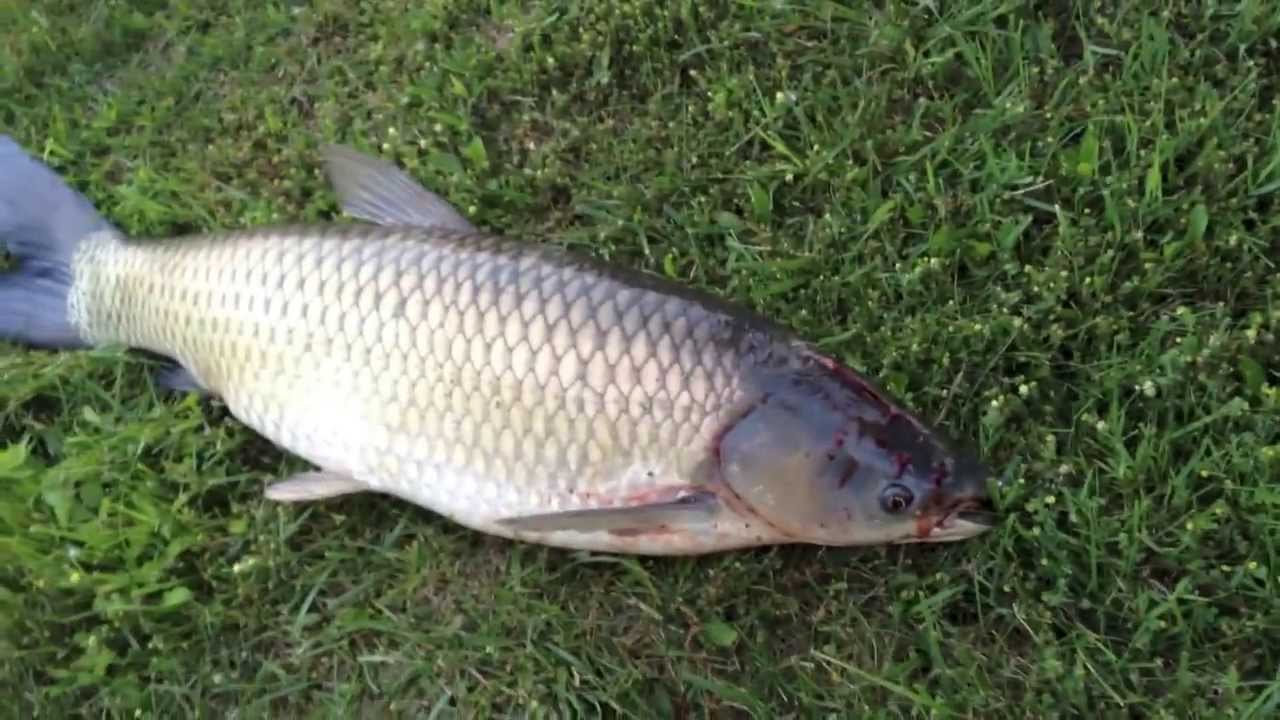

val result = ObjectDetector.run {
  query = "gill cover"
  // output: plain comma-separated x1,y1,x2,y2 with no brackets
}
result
717,391,868,542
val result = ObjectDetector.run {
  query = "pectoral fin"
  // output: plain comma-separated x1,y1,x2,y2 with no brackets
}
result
321,143,477,233
497,491,719,536
264,471,368,502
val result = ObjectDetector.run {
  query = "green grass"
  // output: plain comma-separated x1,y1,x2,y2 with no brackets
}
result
2,0,1279,716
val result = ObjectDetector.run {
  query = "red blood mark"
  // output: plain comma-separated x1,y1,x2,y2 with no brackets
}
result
810,352,894,416
810,352,941,443
913,514,935,539
893,452,912,479
618,485,702,507
858,387,892,415
930,463,950,488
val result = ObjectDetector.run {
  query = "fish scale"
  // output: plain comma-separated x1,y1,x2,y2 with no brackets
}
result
0,136,997,555
67,223,765,551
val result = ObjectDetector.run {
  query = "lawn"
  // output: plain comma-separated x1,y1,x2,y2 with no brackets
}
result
2,0,1278,716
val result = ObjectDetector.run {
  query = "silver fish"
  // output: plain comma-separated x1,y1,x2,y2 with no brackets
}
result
0,136,997,555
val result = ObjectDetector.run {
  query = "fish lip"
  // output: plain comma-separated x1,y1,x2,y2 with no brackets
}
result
949,496,998,528
954,507,999,528
914,497,997,541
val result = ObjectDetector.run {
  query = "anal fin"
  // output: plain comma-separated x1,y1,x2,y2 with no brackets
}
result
497,491,718,535
265,471,368,502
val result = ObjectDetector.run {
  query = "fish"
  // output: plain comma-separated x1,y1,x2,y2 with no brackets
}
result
0,135,998,555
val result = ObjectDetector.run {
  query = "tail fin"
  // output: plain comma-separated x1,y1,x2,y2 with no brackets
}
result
0,135,114,349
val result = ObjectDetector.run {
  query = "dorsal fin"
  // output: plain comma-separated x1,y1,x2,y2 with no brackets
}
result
320,144,477,233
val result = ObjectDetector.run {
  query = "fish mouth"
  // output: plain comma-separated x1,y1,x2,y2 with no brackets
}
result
952,500,998,529
911,498,998,543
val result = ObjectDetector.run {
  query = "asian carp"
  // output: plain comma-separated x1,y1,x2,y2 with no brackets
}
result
0,136,996,555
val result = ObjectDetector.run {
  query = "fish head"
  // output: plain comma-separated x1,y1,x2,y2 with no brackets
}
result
717,355,997,547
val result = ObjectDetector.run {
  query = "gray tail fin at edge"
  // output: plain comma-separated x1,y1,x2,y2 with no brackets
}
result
0,135,114,349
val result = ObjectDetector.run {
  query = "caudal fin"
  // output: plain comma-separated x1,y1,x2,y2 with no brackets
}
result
0,135,114,349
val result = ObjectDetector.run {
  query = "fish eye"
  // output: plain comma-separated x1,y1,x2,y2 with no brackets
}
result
880,484,914,514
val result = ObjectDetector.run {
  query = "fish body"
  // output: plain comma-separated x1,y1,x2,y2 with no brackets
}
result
0,137,996,555
69,222,786,553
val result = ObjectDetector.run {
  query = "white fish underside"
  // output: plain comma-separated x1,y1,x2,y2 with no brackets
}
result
65,222,784,553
